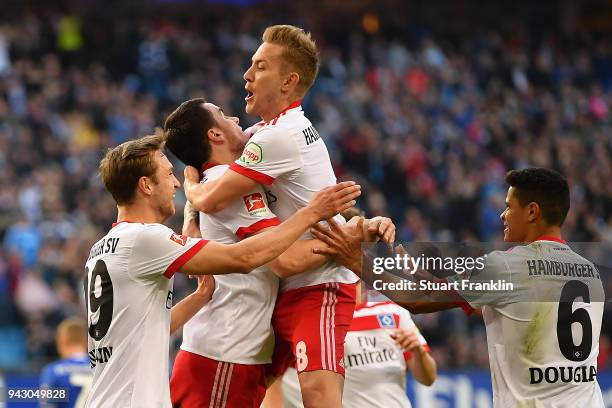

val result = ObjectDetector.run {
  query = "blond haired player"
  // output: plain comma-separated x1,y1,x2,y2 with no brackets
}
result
164,99,393,407
84,133,360,408
181,25,393,407
39,318,92,408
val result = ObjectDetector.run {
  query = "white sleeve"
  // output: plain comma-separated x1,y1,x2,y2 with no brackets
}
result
453,250,512,309
214,185,280,239
229,127,301,185
128,224,208,280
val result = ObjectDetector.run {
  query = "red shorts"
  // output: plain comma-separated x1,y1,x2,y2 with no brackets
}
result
170,350,266,408
267,282,356,379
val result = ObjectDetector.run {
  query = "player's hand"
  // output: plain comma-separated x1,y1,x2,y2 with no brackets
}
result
244,123,264,139
367,216,396,244
390,329,422,352
311,217,365,275
184,166,200,186
307,181,361,221
193,275,215,302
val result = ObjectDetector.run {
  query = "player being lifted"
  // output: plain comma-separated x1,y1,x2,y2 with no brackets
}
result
163,99,394,407
316,168,605,408
84,133,360,408
181,25,393,407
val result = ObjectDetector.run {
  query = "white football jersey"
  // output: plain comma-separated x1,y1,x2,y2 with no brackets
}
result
180,164,280,364
84,222,207,408
457,238,605,407
343,302,428,408
229,101,357,292
277,302,429,408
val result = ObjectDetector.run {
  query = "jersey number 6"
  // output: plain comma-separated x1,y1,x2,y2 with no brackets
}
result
557,280,592,362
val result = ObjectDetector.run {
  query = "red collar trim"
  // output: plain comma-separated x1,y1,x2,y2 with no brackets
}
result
535,235,567,244
202,162,222,171
112,221,134,228
279,100,301,115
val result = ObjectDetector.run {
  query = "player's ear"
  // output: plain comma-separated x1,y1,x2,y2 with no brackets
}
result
282,72,300,93
137,176,154,196
207,128,224,145
527,202,539,222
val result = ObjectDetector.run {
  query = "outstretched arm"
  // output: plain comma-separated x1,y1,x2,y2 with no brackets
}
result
180,182,361,276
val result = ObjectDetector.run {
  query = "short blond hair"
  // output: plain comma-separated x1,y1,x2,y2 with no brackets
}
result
263,25,320,96
57,317,87,346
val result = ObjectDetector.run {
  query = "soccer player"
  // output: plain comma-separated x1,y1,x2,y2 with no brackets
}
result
181,25,375,407
316,168,605,407
84,133,360,408
39,318,92,408
266,283,437,408
163,99,393,407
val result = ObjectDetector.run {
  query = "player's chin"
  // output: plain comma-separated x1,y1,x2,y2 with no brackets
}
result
245,99,254,114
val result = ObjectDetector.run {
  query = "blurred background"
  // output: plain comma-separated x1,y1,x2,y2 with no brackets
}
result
0,0,610,406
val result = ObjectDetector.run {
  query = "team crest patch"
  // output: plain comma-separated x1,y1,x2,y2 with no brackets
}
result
239,142,263,165
377,313,396,329
170,233,187,246
243,193,270,216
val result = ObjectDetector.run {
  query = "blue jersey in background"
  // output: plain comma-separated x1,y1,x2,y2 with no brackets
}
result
38,354,92,408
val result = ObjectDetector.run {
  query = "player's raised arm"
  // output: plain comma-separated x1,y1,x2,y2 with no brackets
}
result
184,165,257,213
181,181,361,275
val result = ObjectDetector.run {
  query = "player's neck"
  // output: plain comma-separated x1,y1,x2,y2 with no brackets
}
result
209,148,237,166
116,204,165,225
524,225,563,244
260,96,301,122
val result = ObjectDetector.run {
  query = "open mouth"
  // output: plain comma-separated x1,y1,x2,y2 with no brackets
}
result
245,90,254,101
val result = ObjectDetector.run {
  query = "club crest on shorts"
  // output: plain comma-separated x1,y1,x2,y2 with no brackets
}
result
377,313,396,329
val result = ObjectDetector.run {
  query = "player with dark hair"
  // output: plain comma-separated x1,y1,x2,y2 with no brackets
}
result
179,25,395,407
315,167,605,407
163,99,392,407
84,133,360,407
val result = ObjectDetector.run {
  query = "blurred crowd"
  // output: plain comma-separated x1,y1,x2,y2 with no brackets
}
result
0,5,611,372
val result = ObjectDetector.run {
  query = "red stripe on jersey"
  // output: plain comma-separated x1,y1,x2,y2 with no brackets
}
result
111,220,137,228
202,162,222,171
535,235,567,244
349,314,400,332
235,217,281,239
229,163,275,186
440,278,476,315
163,239,209,278
276,100,301,117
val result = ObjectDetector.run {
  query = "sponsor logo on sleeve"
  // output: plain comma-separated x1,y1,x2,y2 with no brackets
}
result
243,192,272,216
170,233,187,246
239,142,263,165
377,313,396,329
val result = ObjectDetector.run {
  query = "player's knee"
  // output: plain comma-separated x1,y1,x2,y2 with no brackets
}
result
298,371,343,408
